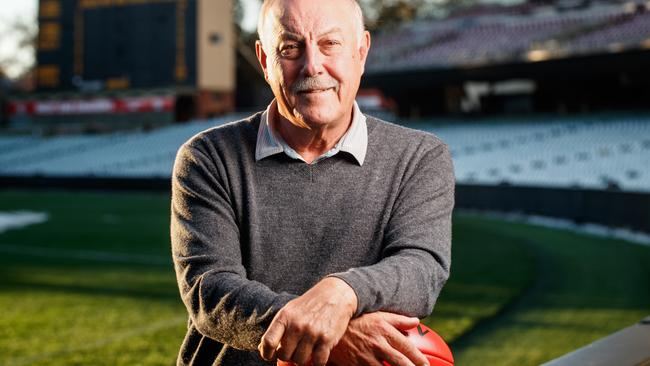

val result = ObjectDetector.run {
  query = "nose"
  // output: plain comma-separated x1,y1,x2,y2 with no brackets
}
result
301,42,325,77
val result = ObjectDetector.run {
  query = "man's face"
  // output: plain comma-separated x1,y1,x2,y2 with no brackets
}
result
256,0,370,129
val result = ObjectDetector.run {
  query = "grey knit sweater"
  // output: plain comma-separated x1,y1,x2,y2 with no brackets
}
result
170,112,455,365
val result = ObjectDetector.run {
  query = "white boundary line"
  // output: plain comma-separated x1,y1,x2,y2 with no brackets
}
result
0,211,49,234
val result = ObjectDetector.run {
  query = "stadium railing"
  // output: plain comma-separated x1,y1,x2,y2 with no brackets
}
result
541,315,650,366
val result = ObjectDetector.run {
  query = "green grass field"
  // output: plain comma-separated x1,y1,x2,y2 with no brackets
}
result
1,190,649,365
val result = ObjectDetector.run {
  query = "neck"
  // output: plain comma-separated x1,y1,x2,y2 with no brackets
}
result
273,104,354,163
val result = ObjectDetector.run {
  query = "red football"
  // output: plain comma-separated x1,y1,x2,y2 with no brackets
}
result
382,323,454,366
277,323,453,366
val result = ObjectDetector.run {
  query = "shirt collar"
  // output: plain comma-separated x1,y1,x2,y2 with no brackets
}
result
255,99,368,166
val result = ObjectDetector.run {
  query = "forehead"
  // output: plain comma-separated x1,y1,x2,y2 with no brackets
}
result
268,0,356,37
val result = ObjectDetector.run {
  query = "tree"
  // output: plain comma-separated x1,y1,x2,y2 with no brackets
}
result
0,18,37,81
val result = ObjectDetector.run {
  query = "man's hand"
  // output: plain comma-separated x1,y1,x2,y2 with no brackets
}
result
328,311,428,366
258,277,357,366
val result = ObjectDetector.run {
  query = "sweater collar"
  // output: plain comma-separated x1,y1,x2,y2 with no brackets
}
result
255,100,367,166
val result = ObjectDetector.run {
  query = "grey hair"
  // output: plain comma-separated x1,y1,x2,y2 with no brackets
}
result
257,0,365,50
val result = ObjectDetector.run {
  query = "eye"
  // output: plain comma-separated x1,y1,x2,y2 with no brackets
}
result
279,43,301,58
322,40,340,47
320,39,342,53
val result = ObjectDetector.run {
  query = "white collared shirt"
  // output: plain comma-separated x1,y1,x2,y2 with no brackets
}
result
255,100,368,166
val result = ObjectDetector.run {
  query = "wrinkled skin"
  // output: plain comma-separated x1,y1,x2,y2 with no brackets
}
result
258,277,357,366
329,312,429,366
255,0,371,162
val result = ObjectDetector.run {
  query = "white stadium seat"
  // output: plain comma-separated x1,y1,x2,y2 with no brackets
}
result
1,113,648,193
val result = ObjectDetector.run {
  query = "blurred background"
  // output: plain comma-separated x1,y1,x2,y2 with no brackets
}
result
0,0,649,365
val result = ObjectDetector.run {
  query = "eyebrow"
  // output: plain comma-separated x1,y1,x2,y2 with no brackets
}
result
279,27,344,41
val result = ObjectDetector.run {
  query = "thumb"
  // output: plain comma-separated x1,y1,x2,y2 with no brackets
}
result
380,312,420,331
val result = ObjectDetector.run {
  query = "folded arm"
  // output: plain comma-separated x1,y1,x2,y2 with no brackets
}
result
261,141,455,365
171,142,297,351
329,142,455,318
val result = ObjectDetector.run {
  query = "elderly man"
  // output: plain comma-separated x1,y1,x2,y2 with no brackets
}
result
170,0,454,365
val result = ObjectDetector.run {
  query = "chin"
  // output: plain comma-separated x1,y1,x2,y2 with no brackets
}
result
292,94,342,125
296,109,339,127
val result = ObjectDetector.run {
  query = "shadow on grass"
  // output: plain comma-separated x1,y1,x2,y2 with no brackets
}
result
0,260,181,302
448,215,650,365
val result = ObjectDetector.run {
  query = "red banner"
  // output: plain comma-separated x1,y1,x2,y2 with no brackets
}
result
7,96,175,116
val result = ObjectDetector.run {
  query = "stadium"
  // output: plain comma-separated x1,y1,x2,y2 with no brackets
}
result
1,0,649,365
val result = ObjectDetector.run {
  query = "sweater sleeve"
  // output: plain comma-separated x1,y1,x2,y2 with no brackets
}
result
328,141,455,318
170,141,297,351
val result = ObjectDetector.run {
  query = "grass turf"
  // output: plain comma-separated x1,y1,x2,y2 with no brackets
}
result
448,214,650,365
0,190,648,365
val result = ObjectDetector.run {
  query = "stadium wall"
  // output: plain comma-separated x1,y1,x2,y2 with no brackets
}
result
0,176,170,192
456,184,650,233
1,177,648,233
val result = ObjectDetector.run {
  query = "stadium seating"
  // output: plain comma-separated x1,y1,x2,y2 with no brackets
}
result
0,113,648,193
366,1,646,71
0,115,243,178
566,12,650,53
418,113,650,192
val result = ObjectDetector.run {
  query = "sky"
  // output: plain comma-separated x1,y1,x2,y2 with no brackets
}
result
0,0,37,25
0,0,38,78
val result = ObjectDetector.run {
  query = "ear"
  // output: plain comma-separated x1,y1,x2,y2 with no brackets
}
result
255,40,270,82
358,31,371,75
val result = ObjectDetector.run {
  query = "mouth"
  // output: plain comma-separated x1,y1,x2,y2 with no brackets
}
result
298,87,335,95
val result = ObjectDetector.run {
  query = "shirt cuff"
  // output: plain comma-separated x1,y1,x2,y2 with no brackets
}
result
272,291,299,312
326,271,374,318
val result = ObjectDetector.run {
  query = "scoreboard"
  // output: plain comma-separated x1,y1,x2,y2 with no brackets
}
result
36,0,234,93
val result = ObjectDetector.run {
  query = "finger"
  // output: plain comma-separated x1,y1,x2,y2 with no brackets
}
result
384,352,418,366
381,344,417,366
259,319,287,361
310,341,332,366
381,313,420,331
291,335,317,366
384,326,428,366
275,324,303,362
